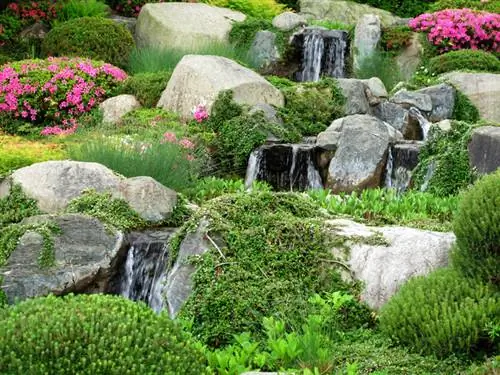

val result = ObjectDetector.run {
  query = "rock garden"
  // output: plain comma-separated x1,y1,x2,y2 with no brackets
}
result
0,0,499,373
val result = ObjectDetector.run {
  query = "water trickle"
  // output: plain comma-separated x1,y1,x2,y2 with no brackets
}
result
244,144,323,191
409,107,431,141
384,143,423,193
295,28,349,82
385,147,394,188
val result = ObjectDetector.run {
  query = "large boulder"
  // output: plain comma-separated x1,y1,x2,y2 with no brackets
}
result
372,101,409,134
299,0,402,26
157,55,284,120
336,78,370,115
442,72,500,124
353,14,381,70
135,3,245,50
0,161,177,223
326,114,401,192
468,126,500,175
390,89,433,112
1,214,125,304
249,30,280,69
272,11,307,31
396,33,423,80
416,83,456,122
327,218,455,309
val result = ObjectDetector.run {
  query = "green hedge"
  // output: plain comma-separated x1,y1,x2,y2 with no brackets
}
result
428,50,500,75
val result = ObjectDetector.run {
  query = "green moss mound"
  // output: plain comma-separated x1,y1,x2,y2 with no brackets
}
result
178,192,358,347
452,170,500,287
428,50,500,75
379,268,499,358
0,294,207,374
41,17,134,68
117,71,171,107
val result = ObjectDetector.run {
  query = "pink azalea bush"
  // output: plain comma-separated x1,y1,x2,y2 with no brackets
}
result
409,8,500,53
192,103,209,123
0,57,127,135
161,131,197,161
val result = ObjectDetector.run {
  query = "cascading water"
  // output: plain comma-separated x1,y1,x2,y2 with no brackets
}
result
294,28,349,82
384,142,423,193
408,107,431,140
118,230,176,313
244,144,323,191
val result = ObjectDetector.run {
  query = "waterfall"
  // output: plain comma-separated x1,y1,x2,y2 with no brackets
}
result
409,107,431,140
295,28,349,82
300,31,324,82
244,144,324,191
244,148,264,190
384,143,423,193
385,147,394,188
118,230,176,313
420,160,436,192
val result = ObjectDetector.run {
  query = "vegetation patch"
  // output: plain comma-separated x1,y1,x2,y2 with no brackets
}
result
428,50,500,75
380,26,413,55
117,71,172,108
177,192,361,347
0,294,207,374
413,120,477,197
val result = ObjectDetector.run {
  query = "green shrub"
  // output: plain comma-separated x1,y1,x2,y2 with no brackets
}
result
351,0,437,18
452,170,500,287
0,294,207,374
413,121,477,197
277,77,345,136
275,0,298,10
117,71,171,107
428,0,500,14
178,192,356,347
428,50,500,75
379,268,499,358
203,0,285,19
53,0,110,25
380,26,413,55
42,17,134,68
452,90,480,123
355,51,403,92
229,17,273,50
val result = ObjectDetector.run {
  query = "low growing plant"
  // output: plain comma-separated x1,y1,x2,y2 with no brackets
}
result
0,294,207,374
428,49,500,75
186,176,271,203
427,0,500,14
117,71,171,107
52,0,110,26
380,26,414,55
202,0,285,19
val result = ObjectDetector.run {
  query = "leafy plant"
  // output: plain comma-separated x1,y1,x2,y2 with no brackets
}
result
104,0,162,17
53,0,109,25
452,170,500,287
117,71,171,107
0,184,41,227
452,90,480,123
42,17,134,68
202,0,285,19
380,26,413,55
355,51,403,92
428,50,500,75
186,177,272,203
229,17,273,50
0,294,207,374
350,0,437,18
427,0,500,14
379,268,499,358
412,121,477,197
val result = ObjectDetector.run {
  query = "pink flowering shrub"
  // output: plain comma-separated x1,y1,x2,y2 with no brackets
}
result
192,103,209,123
0,57,127,135
409,8,500,53
106,0,164,17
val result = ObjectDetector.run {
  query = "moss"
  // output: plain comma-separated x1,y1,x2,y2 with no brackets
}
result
177,192,359,347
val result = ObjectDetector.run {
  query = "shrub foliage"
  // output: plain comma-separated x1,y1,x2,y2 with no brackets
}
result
0,294,207,374
117,71,172,107
379,268,499,358
428,50,500,75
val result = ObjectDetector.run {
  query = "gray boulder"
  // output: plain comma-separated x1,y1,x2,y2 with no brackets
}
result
135,3,245,50
416,84,456,122
249,30,280,68
362,77,388,105
157,55,284,121
390,89,433,112
327,218,455,309
0,161,177,223
372,101,409,134
326,114,393,192
354,14,381,70
100,94,141,124
1,214,125,304
396,33,423,80
468,126,500,175
443,72,500,124
316,118,343,150
272,11,307,31
337,78,370,115
299,0,402,26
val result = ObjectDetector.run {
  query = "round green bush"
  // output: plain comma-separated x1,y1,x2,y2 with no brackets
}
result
453,170,500,287
41,17,134,68
428,50,500,75
379,268,499,358
0,294,207,374
351,0,437,18
428,0,500,14
118,71,172,107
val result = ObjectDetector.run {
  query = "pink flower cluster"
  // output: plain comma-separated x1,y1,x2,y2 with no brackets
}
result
192,103,209,123
409,8,500,53
161,132,196,161
0,57,127,135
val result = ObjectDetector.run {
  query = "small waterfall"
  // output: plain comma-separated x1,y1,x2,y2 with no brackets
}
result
409,107,431,140
244,144,324,191
294,28,349,82
301,31,324,82
117,230,176,313
384,143,423,193
244,148,264,190
420,160,437,192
